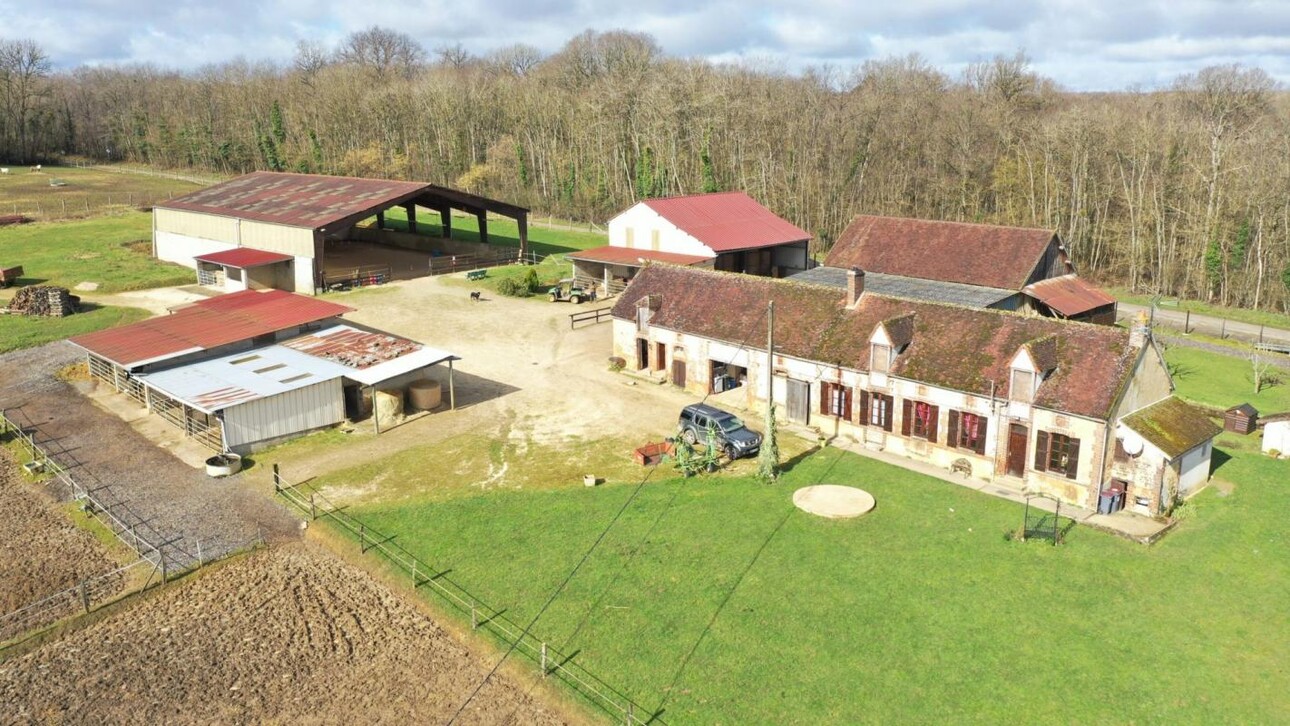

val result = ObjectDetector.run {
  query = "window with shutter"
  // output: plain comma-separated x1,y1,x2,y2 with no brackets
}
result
1035,430,1049,471
947,410,959,448
901,399,913,436
1063,437,1081,479
927,405,939,443
819,382,831,415
973,418,988,455
867,392,892,430
859,390,871,426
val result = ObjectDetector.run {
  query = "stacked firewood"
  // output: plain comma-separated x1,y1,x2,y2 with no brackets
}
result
7,285,79,317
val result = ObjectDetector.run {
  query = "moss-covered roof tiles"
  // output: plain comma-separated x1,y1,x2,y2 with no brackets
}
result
613,264,1139,420
1123,398,1222,459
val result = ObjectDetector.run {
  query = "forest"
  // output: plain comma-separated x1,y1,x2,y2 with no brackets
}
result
3,29,1289,312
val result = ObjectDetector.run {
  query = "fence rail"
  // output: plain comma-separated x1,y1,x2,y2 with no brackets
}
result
569,307,615,330
273,466,660,725
0,558,155,643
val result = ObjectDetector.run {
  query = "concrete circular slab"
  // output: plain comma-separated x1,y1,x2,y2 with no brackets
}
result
793,485,876,519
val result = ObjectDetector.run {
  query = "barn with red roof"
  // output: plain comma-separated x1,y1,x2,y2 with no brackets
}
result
569,192,812,296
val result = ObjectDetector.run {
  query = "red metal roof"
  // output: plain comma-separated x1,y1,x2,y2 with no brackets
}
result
159,172,431,230
194,248,293,269
70,290,354,368
1024,275,1117,317
825,215,1062,290
635,192,811,253
566,245,712,267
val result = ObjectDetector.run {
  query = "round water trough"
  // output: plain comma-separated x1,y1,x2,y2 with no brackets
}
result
793,485,875,519
206,453,243,478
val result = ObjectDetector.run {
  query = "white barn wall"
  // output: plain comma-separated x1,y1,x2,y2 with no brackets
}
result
1263,421,1290,456
155,231,236,269
1177,443,1212,495
220,378,344,452
608,204,715,258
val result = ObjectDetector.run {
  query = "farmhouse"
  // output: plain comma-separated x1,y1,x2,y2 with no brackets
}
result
790,215,1117,324
70,290,457,453
569,192,812,296
153,171,529,294
612,264,1216,517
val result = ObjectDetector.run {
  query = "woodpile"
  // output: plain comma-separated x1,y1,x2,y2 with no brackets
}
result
6,286,79,317
0,215,34,227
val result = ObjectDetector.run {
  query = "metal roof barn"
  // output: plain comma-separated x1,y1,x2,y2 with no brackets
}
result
69,289,353,369
633,192,811,253
194,248,294,269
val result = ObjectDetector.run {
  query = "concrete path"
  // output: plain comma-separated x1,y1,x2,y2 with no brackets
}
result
1117,302,1290,347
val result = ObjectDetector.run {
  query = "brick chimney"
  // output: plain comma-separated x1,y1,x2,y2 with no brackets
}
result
1129,310,1151,348
846,267,865,308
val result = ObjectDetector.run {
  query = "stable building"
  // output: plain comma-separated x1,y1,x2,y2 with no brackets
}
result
791,215,1117,324
611,264,1217,518
569,192,812,296
154,171,530,294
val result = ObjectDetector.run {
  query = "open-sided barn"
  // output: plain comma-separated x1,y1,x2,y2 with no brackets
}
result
153,172,529,294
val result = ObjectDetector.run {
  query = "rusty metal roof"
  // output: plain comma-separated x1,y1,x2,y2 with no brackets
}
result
158,172,431,230
194,248,293,269
69,290,353,368
631,192,811,253
280,324,457,386
1024,275,1117,317
566,245,712,267
825,215,1061,290
613,265,1140,420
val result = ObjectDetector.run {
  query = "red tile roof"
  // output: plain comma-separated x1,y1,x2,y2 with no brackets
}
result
613,265,1139,419
1024,275,1117,317
194,248,293,269
635,192,811,253
566,245,712,267
70,290,353,368
825,215,1060,290
159,172,430,230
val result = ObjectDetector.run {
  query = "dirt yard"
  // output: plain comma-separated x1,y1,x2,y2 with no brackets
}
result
0,541,573,725
0,450,125,613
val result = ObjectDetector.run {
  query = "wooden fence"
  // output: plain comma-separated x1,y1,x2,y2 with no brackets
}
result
273,465,660,725
569,307,615,330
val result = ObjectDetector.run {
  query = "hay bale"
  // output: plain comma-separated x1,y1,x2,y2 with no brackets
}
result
407,379,442,412
374,388,405,429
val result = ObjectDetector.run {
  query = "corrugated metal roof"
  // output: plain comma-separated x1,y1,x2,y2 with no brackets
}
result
70,290,353,368
135,345,347,414
194,248,293,269
635,192,811,253
281,324,458,386
566,245,712,267
158,172,430,230
1023,275,1117,317
787,266,1015,308
825,215,1061,290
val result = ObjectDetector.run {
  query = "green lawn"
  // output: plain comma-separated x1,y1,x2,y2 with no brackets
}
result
320,444,1288,723
0,212,191,293
1163,344,1290,413
0,164,202,219
377,207,607,257
1107,286,1290,331
0,304,149,354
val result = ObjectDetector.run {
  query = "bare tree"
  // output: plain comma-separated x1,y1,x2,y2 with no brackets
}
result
0,38,52,163
487,44,543,77
336,26,425,80
292,40,330,85
434,42,472,70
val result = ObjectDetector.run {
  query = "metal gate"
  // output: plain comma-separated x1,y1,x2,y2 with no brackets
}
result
785,378,810,424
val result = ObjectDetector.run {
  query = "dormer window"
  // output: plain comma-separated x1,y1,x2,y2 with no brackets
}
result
636,304,651,333
871,343,891,373
1010,368,1035,402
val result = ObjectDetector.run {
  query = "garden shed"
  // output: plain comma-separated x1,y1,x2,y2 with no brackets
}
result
1224,403,1258,435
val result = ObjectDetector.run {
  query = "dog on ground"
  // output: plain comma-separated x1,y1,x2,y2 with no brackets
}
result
470,291,482,302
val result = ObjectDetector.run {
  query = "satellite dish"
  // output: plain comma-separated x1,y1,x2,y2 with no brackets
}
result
1122,432,1144,456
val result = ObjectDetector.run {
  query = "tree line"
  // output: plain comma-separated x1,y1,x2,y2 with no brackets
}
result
3,29,1290,312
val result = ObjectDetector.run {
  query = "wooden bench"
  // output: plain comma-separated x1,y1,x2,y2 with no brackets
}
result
0,265,23,288
465,269,488,281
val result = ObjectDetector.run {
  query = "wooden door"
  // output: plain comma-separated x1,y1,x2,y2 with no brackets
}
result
671,359,686,387
654,342,666,371
785,379,810,424
1007,424,1028,477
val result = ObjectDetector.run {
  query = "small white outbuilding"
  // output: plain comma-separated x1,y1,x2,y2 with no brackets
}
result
1262,413,1290,458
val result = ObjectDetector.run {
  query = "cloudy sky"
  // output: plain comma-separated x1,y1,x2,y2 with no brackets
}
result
4,0,1289,90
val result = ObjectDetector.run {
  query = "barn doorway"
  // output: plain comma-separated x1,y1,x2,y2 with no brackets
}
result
785,378,810,424
636,338,649,370
1007,423,1028,477
709,360,748,394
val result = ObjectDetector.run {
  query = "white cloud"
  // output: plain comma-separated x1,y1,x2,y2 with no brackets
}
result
1,0,1288,90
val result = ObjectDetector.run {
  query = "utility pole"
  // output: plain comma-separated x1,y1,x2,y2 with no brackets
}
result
758,300,779,483
766,300,774,408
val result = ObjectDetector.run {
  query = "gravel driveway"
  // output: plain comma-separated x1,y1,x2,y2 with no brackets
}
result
0,341,300,571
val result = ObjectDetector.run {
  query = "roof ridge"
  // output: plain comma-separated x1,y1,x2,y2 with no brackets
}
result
849,212,1056,236
642,190,749,203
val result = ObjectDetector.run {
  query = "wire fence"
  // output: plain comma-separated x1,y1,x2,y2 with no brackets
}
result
1,190,192,220
272,465,661,725
0,558,153,643
0,408,266,641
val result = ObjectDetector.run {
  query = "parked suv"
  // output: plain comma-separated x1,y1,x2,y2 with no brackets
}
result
677,403,762,460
